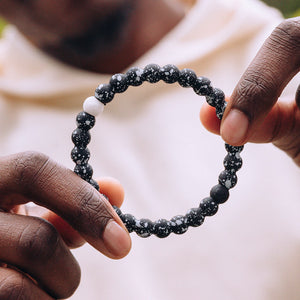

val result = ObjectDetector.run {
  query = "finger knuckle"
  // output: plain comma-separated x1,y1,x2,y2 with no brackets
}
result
13,151,52,189
74,185,113,237
0,272,29,300
243,71,274,97
18,218,60,264
272,17,300,54
234,71,277,120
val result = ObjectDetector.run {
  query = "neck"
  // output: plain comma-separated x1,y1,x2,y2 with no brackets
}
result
129,0,186,66
42,0,186,74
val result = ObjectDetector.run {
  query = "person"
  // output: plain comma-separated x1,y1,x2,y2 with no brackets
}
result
200,16,300,166
0,0,298,299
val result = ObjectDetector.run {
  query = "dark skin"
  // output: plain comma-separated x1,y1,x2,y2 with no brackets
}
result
0,0,186,73
0,152,130,299
200,17,300,166
0,0,186,299
0,0,299,298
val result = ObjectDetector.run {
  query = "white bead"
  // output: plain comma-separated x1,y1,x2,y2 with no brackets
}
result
83,96,104,116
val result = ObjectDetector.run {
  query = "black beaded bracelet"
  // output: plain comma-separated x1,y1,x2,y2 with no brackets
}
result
71,64,244,238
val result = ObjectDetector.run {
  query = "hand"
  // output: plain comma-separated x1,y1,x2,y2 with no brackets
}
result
200,17,300,166
0,151,131,299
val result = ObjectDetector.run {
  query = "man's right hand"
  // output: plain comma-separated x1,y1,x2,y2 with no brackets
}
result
0,151,131,299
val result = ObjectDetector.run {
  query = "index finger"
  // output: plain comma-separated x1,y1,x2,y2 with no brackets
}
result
221,17,300,145
0,151,131,259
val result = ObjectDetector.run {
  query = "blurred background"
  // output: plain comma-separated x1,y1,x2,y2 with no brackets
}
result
263,0,300,17
0,0,298,34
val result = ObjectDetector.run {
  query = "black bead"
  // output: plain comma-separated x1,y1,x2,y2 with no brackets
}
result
153,219,171,238
218,170,238,189
76,111,95,130
223,153,243,172
160,64,180,84
95,83,114,104
71,146,90,165
100,193,109,201
70,68,238,239
216,102,227,120
178,68,197,87
109,73,128,93
225,143,244,153
193,76,213,96
72,128,91,147
120,214,136,233
135,218,154,238
74,163,93,180
199,197,219,217
142,64,161,83
210,184,229,204
89,178,100,191
113,205,122,217
205,88,225,108
170,215,188,234
185,207,205,227
125,67,144,86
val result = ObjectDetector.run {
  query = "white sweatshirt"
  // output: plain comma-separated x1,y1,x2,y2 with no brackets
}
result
0,0,299,299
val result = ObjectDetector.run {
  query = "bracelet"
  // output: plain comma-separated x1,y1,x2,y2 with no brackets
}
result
71,64,244,238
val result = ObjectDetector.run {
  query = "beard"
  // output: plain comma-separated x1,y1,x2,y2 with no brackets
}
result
41,2,135,70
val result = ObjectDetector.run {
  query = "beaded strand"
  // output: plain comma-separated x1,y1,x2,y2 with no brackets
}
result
71,64,244,238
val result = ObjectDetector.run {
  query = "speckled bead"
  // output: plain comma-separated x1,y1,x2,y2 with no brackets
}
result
89,178,100,190
215,102,227,120
223,153,243,172
225,144,244,153
199,197,219,217
135,219,154,238
185,207,205,227
76,111,96,130
95,83,115,104
101,193,109,201
125,67,144,86
170,215,188,234
74,163,93,180
160,64,180,84
71,128,91,147
218,170,238,189
113,205,122,217
71,146,90,165
205,88,225,108
109,73,128,93
193,76,213,95
142,64,161,83
178,68,197,87
153,219,171,238
210,184,229,204
72,65,244,239
120,214,136,233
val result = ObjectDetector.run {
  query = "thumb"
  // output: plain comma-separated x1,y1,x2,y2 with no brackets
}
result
220,17,300,146
25,177,126,249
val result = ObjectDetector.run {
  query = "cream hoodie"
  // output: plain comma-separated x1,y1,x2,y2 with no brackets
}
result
0,0,299,299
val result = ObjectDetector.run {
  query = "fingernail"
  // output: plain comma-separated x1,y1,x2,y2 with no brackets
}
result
103,221,131,258
221,109,249,145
